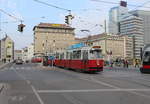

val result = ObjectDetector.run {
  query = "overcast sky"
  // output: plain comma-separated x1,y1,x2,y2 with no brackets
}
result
0,0,150,49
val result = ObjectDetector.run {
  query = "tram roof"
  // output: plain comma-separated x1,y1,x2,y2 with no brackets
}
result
67,43,85,50
67,46,101,51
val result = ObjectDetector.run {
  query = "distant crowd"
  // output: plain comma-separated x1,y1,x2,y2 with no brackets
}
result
105,58,141,68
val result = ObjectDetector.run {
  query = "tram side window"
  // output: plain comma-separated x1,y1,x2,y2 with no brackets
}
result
73,51,81,59
56,53,59,59
83,51,88,60
70,52,73,59
143,52,150,62
89,50,102,59
76,51,81,59
60,53,64,59
66,52,69,59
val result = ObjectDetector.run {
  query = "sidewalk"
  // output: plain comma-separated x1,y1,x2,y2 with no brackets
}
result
104,65,140,70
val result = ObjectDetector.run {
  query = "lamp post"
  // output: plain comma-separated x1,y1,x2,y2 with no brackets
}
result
80,29,92,46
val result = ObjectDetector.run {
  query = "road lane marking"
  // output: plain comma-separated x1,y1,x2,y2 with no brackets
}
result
37,89,150,93
91,76,119,89
13,67,45,104
79,77,119,89
129,91,150,99
62,93,84,104
31,85,44,104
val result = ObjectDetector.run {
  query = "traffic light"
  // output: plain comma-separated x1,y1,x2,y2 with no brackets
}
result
65,15,69,24
18,24,25,32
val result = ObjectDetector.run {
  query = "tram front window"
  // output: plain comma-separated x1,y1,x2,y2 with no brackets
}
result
90,50,102,59
143,51,150,65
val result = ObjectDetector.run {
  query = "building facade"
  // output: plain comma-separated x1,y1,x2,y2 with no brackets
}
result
22,47,28,62
14,50,22,60
108,1,128,35
120,14,144,59
129,10,150,44
78,34,133,60
33,23,75,56
27,43,34,60
0,35,14,62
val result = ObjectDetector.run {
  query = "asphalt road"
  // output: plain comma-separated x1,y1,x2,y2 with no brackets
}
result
0,63,150,104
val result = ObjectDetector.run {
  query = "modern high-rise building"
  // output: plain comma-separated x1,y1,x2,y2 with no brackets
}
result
120,14,144,59
129,10,150,44
108,1,128,35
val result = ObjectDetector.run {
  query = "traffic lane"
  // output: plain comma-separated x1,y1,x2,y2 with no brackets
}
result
39,91,150,104
10,65,150,90
18,66,150,91
16,67,113,90
87,67,150,89
0,65,42,104
3,64,150,104
34,67,150,104
17,66,150,104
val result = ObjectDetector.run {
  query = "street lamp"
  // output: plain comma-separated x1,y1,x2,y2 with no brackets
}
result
80,29,92,46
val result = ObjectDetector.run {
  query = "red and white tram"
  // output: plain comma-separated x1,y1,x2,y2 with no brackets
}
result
140,44,150,73
54,45,104,73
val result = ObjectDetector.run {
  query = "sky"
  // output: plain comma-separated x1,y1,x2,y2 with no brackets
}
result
0,0,150,49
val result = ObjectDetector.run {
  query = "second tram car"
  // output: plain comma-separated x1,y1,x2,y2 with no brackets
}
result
140,44,150,73
54,44,104,72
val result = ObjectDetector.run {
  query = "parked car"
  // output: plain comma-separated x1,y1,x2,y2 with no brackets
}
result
15,59,23,64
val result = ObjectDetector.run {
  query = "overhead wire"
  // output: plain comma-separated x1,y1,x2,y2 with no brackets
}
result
0,8,23,22
91,0,150,8
34,0,71,12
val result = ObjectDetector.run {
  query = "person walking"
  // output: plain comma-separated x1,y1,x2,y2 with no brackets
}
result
135,59,139,68
125,60,129,68
110,59,114,67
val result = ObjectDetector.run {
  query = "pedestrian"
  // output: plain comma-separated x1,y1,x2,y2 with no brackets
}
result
135,59,139,68
4,59,6,63
125,60,129,68
110,59,114,67
123,59,126,68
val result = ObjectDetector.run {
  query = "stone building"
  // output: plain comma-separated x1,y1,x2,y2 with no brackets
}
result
33,23,75,56
27,43,34,60
0,35,14,62
78,34,134,60
22,47,28,62
14,50,22,60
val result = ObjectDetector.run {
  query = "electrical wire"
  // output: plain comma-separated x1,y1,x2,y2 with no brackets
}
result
0,9,23,22
91,0,150,8
34,0,71,12
0,21,19,24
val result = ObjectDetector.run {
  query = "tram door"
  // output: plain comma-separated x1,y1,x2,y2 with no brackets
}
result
82,50,88,69
43,56,48,66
